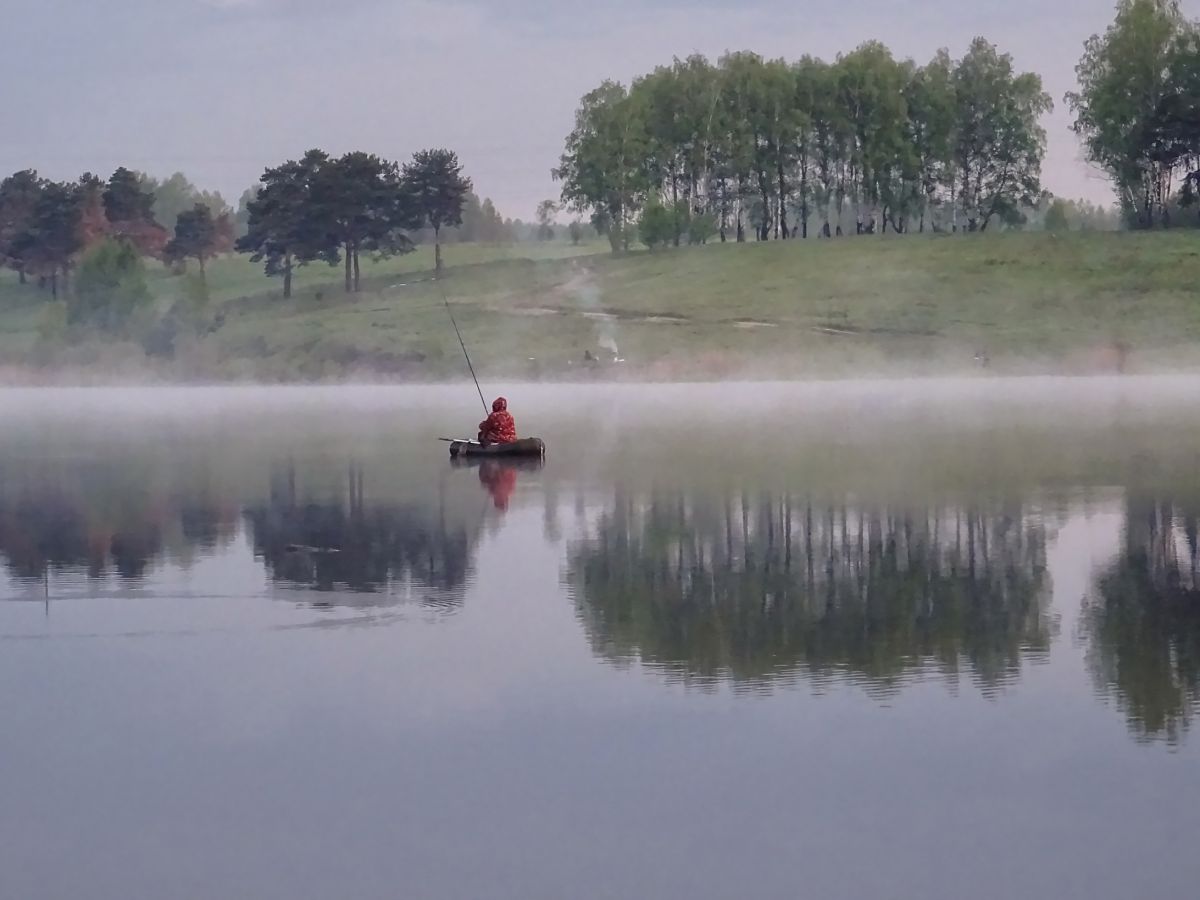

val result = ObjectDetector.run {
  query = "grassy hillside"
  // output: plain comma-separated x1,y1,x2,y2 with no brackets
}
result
0,231,1197,381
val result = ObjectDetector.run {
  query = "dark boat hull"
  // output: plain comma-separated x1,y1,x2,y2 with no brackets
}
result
447,438,546,459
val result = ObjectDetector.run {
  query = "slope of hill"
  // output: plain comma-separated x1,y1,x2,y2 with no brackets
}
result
0,232,1196,381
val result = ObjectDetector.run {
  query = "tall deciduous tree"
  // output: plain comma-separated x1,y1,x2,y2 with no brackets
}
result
555,80,649,252
905,51,957,232
836,42,912,234
557,38,1056,247
1152,24,1200,219
953,38,1052,231
401,149,472,273
1068,0,1195,228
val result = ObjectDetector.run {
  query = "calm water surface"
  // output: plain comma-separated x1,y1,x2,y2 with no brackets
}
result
1,380,1197,900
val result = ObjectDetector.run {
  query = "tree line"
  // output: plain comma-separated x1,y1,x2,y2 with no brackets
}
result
0,166,237,299
236,147,472,298
557,3,1200,251
555,38,1054,251
0,147,494,317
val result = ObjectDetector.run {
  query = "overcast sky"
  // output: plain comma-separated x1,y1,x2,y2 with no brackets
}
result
4,0,1193,219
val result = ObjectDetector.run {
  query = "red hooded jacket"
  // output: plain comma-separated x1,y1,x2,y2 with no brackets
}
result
478,397,517,445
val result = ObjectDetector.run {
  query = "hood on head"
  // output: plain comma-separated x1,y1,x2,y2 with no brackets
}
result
492,397,507,412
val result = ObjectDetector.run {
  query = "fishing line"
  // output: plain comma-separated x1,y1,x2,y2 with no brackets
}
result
436,275,488,415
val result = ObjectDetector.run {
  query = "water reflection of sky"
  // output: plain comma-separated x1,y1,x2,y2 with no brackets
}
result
1,384,1198,900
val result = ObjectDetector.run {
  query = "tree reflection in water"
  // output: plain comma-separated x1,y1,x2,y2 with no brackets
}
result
1085,497,1200,745
0,464,238,583
0,459,481,614
569,491,1052,695
243,463,480,608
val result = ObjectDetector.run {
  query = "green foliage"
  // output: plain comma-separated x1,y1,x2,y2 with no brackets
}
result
1044,199,1071,232
0,170,43,281
638,198,674,249
1068,0,1199,227
234,186,258,239
559,40,1052,249
165,203,218,278
235,152,333,298
103,167,156,226
953,38,1053,232
18,180,85,296
664,199,689,245
71,238,151,332
308,151,417,292
1043,196,1123,231
535,199,558,241
901,50,956,233
567,220,584,245
402,149,472,271
480,198,510,242
688,212,717,245
555,80,649,252
139,172,230,232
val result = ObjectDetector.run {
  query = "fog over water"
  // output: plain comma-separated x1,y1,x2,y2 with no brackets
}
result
0,379,1197,900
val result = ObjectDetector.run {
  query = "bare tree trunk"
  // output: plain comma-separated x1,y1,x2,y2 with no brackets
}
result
777,159,789,240
50,268,58,300
671,176,681,247
353,246,361,292
434,225,443,273
344,243,352,293
17,266,25,285
283,251,293,299
758,167,771,241
800,162,809,239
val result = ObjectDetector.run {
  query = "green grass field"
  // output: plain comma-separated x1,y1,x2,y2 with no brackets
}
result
0,231,1197,381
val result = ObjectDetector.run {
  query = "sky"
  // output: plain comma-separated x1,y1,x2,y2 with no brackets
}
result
3,0,1193,219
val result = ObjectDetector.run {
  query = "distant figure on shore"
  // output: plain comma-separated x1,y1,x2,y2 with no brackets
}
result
478,397,517,446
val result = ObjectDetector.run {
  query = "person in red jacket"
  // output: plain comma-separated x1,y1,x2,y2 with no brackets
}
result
477,397,517,446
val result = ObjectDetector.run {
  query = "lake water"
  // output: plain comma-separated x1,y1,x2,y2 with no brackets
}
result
1,380,1197,900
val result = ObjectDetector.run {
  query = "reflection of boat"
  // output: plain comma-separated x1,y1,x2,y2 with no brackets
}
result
445,438,546,459
449,456,545,473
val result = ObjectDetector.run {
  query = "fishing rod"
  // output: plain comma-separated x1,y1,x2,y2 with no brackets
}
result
436,275,488,415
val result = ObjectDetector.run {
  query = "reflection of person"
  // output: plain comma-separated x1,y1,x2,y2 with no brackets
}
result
478,461,518,511
477,397,517,446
